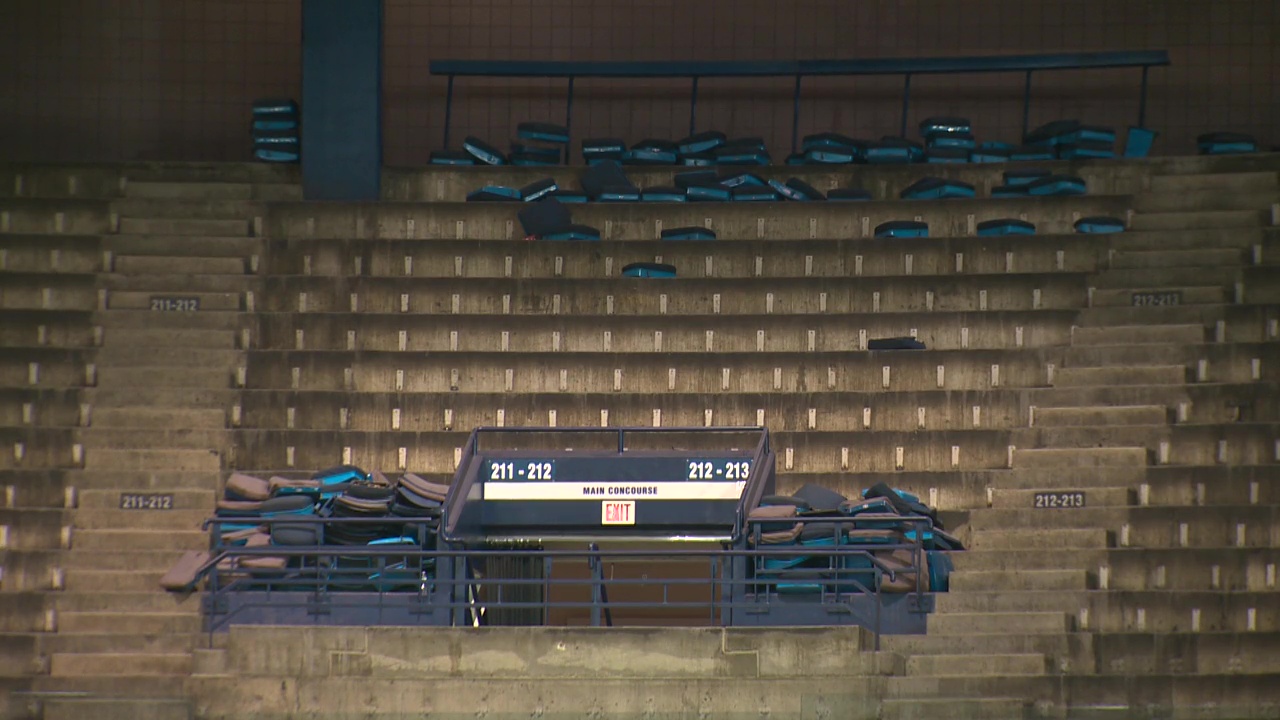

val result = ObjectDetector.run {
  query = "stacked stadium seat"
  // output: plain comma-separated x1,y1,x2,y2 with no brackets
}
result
252,99,300,163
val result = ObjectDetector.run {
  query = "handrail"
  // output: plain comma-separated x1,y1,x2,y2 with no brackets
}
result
429,50,1170,153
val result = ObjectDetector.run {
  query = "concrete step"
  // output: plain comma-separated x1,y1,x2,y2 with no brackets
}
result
1090,285,1228,307
1149,171,1279,193
80,427,230,450
83,449,220,473
49,652,192,677
906,652,1047,677
55,611,201,635
124,180,300,201
935,590,1101,615
112,255,245,276
114,198,261,218
1074,304,1226,328
98,327,236,349
96,308,245,332
28,673,189,697
926,611,1072,635
1053,365,1185,387
118,218,249,237
1129,210,1264,231
86,386,236,410
1109,248,1245,269
880,697,1031,720
968,507,1129,533
969,528,1109,550
1034,405,1167,427
1091,266,1238,288
988,487,1131,510
881,631,1092,663
91,346,243,368
1070,324,1205,346
59,549,200,572
101,273,260,295
1133,188,1280,213
106,290,242,311
89,407,226,430
69,528,207,552
1013,447,1148,468
77,489,216,510
1107,227,1263,252
71,509,209,531
998,466,1148,490
96,366,231,388
948,550,1108,572
948,569,1089,592
104,235,261,258
41,697,192,720
53,591,193,613
37,632,194,655
63,569,171,592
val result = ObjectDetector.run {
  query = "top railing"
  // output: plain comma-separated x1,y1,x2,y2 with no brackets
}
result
429,50,1170,153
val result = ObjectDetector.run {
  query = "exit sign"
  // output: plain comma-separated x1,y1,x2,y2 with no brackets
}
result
601,500,635,525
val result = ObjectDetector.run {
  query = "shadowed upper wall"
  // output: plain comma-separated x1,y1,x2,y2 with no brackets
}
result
1,0,1274,163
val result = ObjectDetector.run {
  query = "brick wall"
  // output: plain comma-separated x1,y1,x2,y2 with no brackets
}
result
2,0,1274,163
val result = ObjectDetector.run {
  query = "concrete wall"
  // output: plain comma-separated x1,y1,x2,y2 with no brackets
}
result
1,1,1276,163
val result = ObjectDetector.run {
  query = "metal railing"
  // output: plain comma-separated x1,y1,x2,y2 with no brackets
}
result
430,50,1170,152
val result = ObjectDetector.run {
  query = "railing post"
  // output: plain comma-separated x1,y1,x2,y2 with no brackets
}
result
565,76,575,149
899,73,912,138
1022,70,1033,139
689,76,699,136
791,75,803,154
1138,65,1150,127
442,74,455,149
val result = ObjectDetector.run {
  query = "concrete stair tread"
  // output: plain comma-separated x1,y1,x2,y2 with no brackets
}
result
95,327,236,348
1109,248,1244,268
905,652,1048,677
117,217,250,237
1033,404,1167,426
969,527,1109,550
77,488,216,509
988,487,1131,509
106,290,242,312
1013,447,1149,468
88,407,226,430
103,235,262,258
1070,324,1205,346
55,611,201,634
38,696,192,720
71,508,210,530
1089,286,1229,307
948,569,1090,593
38,632,195,654
96,309,247,331
879,696,1031,720
112,256,245,276
69,527,208,551
926,611,1072,635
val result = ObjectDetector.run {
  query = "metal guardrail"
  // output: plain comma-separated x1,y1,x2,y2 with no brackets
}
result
429,50,1171,152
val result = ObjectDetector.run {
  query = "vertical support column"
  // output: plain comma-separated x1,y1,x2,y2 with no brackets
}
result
442,75,456,149
302,0,383,200
1022,70,1033,138
689,76,700,135
791,75,803,154
899,74,912,138
565,76,576,147
1137,65,1150,127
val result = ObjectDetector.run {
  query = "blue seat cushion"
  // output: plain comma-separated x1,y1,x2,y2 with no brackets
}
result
517,121,569,145
678,130,726,156
791,484,848,512
919,116,971,138
312,465,369,484
969,149,1010,163
714,147,770,165
718,172,767,189
927,132,976,150
519,178,558,202
253,131,298,146
1024,119,1082,146
785,153,810,166
622,262,677,278
463,136,506,165
543,224,601,241
769,179,807,201
1074,216,1126,233
680,152,717,167
1057,141,1115,160
599,185,641,202
1061,125,1116,145
900,177,975,200
429,150,475,166
685,183,731,202
661,226,717,241
466,185,520,202
925,148,969,164
255,149,299,163
723,136,767,152
732,186,779,202
674,170,718,189
803,132,861,151
641,186,686,202
874,220,929,238
582,137,626,154
1198,132,1256,155
623,145,678,165
990,185,1026,198
804,147,857,164
977,218,1036,236
865,141,914,164
1026,174,1086,196
252,114,298,132
252,98,298,116
784,178,826,201
1124,127,1157,158
1003,169,1050,187
827,187,871,201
